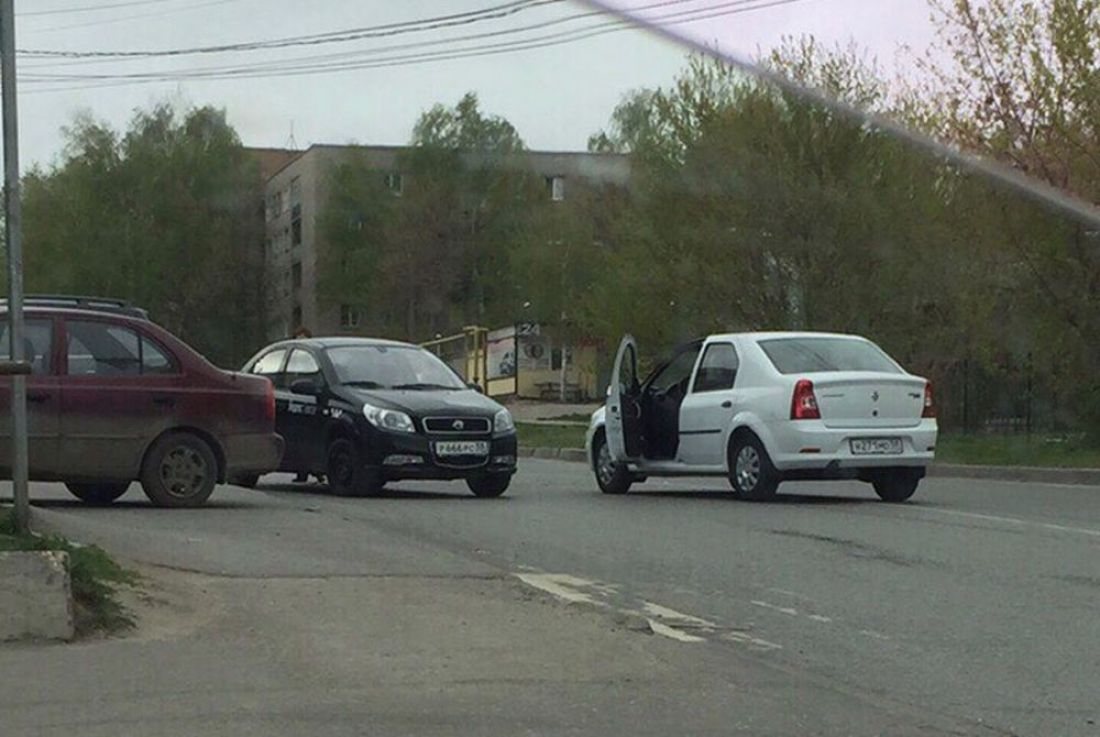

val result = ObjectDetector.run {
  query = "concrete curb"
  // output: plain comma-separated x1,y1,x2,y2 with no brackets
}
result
0,550,74,642
926,463,1100,486
518,447,1100,487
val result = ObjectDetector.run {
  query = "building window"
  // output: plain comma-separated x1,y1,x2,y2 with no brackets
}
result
548,176,565,202
289,176,301,207
292,304,302,328
340,304,361,328
385,172,403,196
273,190,284,217
291,216,302,247
291,263,302,289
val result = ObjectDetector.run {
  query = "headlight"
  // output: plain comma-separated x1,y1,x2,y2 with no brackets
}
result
494,409,515,434
362,403,415,433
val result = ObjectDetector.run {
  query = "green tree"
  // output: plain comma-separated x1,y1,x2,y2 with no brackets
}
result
21,103,264,366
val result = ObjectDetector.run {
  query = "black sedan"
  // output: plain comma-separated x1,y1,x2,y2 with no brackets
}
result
240,337,517,497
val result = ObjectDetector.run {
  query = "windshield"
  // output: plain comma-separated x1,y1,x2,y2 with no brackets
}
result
325,345,466,390
759,337,901,375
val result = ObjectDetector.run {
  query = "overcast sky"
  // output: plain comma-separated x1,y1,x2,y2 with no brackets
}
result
11,0,939,168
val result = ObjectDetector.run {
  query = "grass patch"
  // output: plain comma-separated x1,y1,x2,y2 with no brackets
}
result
517,422,1100,470
935,434,1100,468
0,507,137,636
535,412,593,423
517,422,586,449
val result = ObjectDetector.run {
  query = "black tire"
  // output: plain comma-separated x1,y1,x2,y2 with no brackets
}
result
325,437,383,497
231,474,261,489
872,470,921,503
593,430,632,495
65,482,130,506
140,433,218,508
727,432,779,501
466,474,511,498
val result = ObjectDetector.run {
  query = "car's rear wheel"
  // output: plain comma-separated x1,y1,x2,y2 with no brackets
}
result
727,433,779,501
326,438,383,497
593,430,632,495
872,470,921,503
65,482,130,506
466,474,511,498
140,432,218,508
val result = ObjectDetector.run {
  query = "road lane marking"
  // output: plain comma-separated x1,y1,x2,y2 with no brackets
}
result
722,631,783,651
807,614,833,623
919,507,1100,539
514,572,779,648
641,601,717,628
515,573,598,604
647,619,706,642
751,600,798,616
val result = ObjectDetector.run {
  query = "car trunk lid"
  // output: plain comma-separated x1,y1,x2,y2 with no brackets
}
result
807,372,926,429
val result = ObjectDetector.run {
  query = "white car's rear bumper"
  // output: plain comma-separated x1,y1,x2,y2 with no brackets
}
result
765,418,938,472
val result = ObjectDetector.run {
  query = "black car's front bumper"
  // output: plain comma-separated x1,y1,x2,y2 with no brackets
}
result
365,430,518,481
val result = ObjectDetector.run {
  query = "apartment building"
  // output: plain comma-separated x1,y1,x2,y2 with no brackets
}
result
256,144,630,341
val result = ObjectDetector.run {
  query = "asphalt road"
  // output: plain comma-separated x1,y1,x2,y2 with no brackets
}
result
6,462,1100,736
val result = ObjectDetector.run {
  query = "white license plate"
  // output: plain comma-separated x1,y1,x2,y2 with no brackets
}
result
435,441,489,457
850,438,903,455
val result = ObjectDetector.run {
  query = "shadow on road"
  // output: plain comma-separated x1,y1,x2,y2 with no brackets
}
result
23,498,261,511
257,482,486,501
627,489,877,505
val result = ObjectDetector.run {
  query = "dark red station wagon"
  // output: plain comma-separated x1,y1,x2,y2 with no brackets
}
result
0,296,283,507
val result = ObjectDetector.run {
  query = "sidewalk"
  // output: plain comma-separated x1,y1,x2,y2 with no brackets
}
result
505,399,600,423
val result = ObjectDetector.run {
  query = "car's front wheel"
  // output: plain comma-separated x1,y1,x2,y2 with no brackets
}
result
466,474,511,498
727,433,779,501
593,430,632,495
65,482,130,506
140,432,218,508
326,438,383,497
872,470,922,503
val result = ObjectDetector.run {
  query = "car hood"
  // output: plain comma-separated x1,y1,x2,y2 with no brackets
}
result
344,387,505,418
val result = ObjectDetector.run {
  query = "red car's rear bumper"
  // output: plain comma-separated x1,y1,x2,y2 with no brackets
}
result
223,432,284,477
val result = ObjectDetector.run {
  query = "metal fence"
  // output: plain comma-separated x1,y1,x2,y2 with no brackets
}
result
932,354,1069,436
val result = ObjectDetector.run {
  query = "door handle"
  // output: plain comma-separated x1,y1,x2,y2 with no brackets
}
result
721,400,733,409
152,396,176,408
27,392,50,404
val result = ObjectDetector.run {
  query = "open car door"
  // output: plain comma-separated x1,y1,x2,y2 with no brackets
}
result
606,335,642,462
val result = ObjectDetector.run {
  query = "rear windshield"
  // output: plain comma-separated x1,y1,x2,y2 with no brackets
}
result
758,338,901,375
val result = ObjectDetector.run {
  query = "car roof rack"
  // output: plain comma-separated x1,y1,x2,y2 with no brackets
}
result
0,294,149,320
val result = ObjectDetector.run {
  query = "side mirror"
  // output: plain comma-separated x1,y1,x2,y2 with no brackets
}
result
468,382,485,394
290,378,322,396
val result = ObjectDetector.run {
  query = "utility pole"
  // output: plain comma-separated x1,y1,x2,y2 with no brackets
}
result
1,0,30,533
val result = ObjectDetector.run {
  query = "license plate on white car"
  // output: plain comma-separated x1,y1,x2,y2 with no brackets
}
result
850,438,903,455
435,441,489,457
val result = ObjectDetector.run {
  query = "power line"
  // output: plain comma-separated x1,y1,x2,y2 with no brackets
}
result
20,0,558,56
21,0,700,71
24,0,254,35
21,0,810,92
18,0,186,17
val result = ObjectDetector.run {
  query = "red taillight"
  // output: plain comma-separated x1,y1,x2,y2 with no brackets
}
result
922,382,935,418
264,379,276,423
790,379,821,420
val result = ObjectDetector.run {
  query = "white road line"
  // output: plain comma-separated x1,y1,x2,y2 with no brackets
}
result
515,573,598,604
641,601,716,628
859,629,890,641
647,619,706,643
750,600,798,616
722,631,783,650
920,507,1100,539
807,614,833,623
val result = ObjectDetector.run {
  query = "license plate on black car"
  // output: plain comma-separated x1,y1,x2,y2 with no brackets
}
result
435,441,489,457
850,438,903,455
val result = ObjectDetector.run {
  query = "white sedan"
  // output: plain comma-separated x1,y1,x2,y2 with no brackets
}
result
585,332,938,502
